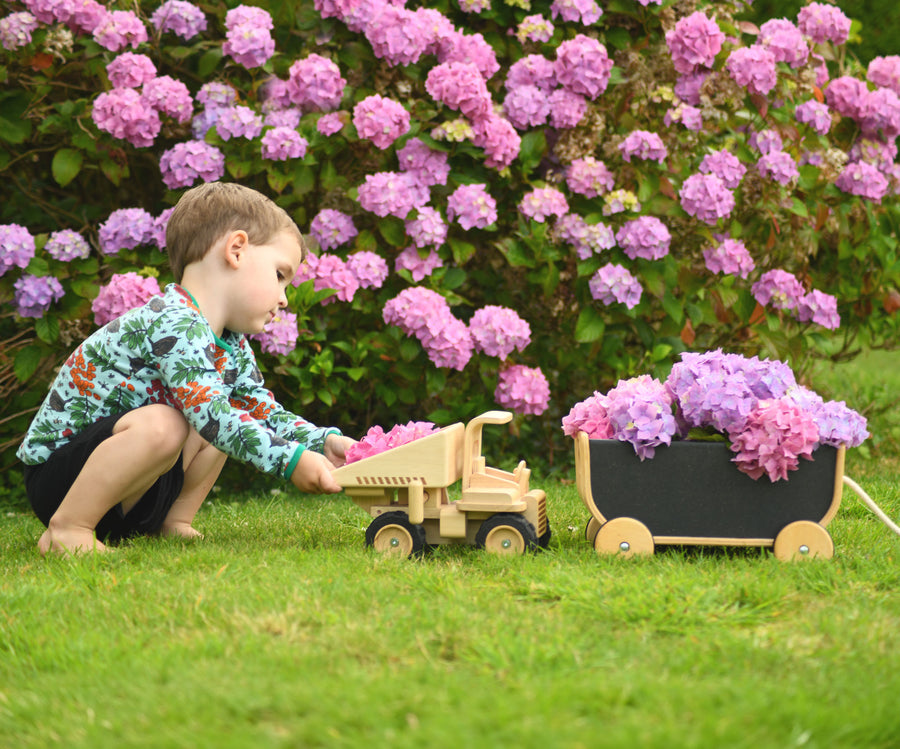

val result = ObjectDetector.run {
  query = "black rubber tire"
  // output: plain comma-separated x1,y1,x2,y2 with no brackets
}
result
474,513,539,554
365,511,427,557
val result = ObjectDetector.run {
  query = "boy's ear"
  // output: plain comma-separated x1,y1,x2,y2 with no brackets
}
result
223,230,249,270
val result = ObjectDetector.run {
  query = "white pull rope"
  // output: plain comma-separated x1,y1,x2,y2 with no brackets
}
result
843,475,900,537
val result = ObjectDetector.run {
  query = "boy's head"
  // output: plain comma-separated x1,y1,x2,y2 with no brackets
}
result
166,182,307,282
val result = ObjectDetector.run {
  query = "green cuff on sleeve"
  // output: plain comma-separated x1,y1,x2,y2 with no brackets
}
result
283,444,305,480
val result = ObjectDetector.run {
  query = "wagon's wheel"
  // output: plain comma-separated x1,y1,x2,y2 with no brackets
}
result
584,517,602,544
773,521,834,561
365,511,426,558
594,517,655,557
475,514,538,556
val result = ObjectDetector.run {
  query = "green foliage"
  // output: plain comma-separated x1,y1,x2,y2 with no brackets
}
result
1,0,899,483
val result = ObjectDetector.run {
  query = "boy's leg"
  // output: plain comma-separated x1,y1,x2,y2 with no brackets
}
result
161,430,227,539
40,405,190,555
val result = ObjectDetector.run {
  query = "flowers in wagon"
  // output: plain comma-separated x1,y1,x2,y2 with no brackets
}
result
345,421,439,464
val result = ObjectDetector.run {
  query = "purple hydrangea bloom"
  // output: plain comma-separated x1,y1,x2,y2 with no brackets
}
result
674,71,708,106
868,55,900,95
317,112,346,136
425,61,492,122
548,88,588,129
858,87,900,139
0,12,38,50
313,254,359,305
515,14,554,44
1,224,36,276
197,82,237,109
405,206,448,248
447,183,498,229
554,34,613,100
750,129,783,155
615,216,671,260
605,375,677,460
619,130,667,163
151,207,173,250
825,76,868,121
469,305,531,360
309,209,357,251
726,45,778,96
849,138,898,172
566,156,615,197
347,251,389,289
795,99,832,134
353,94,410,149
550,0,601,25
797,2,851,45
159,140,225,189
191,109,223,139
395,246,442,282
506,54,557,93
436,30,499,81
92,88,161,148
752,269,805,310
143,75,193,124
835,161,891,201
759,18,809,68
699,149,747,189
261,127,308,161
397,138,450,188
250,310,298,356
810,399,869,448
796,289,840,329
364,5,431,66
45,229,90,261
679,173,735,225
150,0,207,39
757,150,799,185
519,187,569,223
287,54,347,112
106,52,156,88
98,208,155,255
503,85,550,130
554,214,615,260
92,272,161,327
494,365,550,416
562,391,613,439
703,238,755,279
470,114,521,170
14,274,64,318
589,263,642,308
665,11,725,74
215,105,263,140
357,172,429,219
93,10,147,52
263,107,301,131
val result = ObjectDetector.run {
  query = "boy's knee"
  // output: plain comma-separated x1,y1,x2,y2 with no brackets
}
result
116,405,191,458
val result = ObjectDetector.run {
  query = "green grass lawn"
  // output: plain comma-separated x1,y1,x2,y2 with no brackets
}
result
1,347,899,749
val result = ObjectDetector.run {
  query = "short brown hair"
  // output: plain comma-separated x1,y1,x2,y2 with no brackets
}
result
165,182,306,282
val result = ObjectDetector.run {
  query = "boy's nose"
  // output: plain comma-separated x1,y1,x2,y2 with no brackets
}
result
278,290,288,308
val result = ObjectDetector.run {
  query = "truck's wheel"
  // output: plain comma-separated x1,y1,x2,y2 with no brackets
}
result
475,514,538,555
365,511,426,557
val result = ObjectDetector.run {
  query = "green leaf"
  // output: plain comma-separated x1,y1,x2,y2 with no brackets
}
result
34,316,60,344
575,307,605,343
517,130,546,174
448,237,476,265
661,290,684,324
787,198,809,217
442,266,466,290
14,346,43,382
198,48,222,79
51,148,83,187
377,217,406,247
317,389,334,407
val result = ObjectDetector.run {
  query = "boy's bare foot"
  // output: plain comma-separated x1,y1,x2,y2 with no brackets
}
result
38,527,108,556
161,522,204,540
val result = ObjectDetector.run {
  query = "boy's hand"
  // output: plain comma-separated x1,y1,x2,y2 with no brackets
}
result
324,433,356,468
290,449,343,494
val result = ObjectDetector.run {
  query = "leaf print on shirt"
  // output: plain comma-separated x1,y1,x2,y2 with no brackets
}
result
120,317,153,349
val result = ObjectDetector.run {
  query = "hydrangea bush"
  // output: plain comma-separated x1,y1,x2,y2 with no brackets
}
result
1,0,899,474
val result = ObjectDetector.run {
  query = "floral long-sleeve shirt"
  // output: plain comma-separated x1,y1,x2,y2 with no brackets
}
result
17,284,339,478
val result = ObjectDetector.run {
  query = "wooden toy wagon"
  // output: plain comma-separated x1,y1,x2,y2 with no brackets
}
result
333,411,551,556
574,432,846,561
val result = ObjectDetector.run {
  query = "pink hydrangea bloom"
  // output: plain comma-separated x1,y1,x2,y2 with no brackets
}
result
142,76,194,124
566,157,615,198
197,82,237,109
93,10,147,52
314,253,360,305
0,224,35,276
309,209,357,251
405,206,448,248
554,34,613,100
425,61,493,122
868,55,900,95
357,172,429,219
548,89,588,129
13,274,64,318
159,140,225,189
796,289,840,329
222,5,274,68
849,138,898,172
494,365,550,416
674,71,708,106
752,269,805,310
436,30,499,80
562,391,613,439
470,114,521,169
699,149,747,189
679,173,735,225
250,310,299,356
469,305,531,360
264,106,301,130
347,251,389,289
519,187,568,223
858,87,900,138
665,11,725,74
150,208,173,250
287,54,347,112
730,398,819,482
66,0,107,35
345,421,439,464
364,5,431,66
92,272,161,327
589,263,642,308
21,0,70,25
703,238,755,279
45,229,90,261
555,214,615,260
797,2,851,45
397,138,450,187
92,88,161,148
395,246,443,282
515,14,554,44
825,76,868,120
605,375,677,460
550,0,601,26
352,94,410,149
503,85,550,130
795,99,832,134
150,0,207,40
215,105,263,140
750,129,783,155
506,54,557,92
619,130,667,163
664,104,703,132
835,161,890,202
98,208,155,254
615,216,671,260
726,45,778,96
317,111,346,136
757,150,799,186
447,184,498,229
759,18,809,68
261,127,308,161
0,12,38,50
106,52,156,88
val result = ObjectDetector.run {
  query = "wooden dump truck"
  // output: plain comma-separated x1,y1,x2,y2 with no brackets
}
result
332,411,550,556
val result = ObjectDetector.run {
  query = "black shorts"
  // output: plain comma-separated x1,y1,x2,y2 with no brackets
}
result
22,411,185,543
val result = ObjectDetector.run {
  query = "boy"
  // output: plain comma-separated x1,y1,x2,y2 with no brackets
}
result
17,182,355,555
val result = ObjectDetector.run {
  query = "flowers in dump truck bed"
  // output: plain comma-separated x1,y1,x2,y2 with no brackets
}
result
563,351,869,482
345,421,439,464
